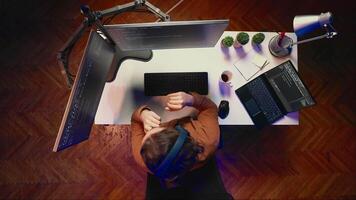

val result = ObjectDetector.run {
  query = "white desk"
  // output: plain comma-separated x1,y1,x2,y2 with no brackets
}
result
95,31,298,125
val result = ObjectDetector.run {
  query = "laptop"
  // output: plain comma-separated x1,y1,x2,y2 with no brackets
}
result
235,60,315,128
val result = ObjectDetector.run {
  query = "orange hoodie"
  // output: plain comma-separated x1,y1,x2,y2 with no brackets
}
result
130,93,220,173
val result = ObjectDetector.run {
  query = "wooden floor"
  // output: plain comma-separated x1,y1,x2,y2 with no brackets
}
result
0,0,355,199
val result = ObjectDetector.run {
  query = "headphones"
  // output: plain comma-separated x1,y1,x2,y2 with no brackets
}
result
153,125,188,179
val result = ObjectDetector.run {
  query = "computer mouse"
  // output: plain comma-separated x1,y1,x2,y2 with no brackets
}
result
218,100,229,119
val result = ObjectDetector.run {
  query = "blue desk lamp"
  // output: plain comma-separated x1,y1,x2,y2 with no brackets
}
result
269,12,338,57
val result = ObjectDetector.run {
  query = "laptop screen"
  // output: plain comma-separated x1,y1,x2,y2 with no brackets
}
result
264,61,315,112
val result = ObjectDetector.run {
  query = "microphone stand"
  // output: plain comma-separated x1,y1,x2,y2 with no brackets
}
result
57,0,170,88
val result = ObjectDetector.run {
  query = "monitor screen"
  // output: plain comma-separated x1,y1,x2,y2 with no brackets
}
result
105,19,229,51
53,31,115,152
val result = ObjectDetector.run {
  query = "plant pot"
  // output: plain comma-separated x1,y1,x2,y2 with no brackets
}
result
233,40,243,48
221,40,228,48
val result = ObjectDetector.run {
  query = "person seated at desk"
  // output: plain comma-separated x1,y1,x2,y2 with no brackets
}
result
131,92,232,199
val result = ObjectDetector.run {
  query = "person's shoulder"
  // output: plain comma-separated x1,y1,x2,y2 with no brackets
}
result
178,116,192,124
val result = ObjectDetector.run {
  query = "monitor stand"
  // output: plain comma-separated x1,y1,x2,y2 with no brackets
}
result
57,0,169,87
107,46,153,82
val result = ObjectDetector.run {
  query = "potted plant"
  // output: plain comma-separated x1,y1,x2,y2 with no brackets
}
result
221,36,234,48
252,33,265,45
234,32,249,48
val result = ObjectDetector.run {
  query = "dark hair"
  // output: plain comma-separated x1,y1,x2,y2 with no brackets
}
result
140,127,203,180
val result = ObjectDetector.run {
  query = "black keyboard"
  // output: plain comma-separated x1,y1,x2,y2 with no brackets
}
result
247,77,283,123
144,72,208,96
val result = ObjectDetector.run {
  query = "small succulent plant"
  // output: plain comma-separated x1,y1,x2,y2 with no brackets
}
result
236,32,249,45
221,36,234,47
252,33,265,44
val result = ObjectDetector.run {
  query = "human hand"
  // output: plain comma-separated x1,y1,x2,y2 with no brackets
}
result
140,109,161,133
165,92,194,111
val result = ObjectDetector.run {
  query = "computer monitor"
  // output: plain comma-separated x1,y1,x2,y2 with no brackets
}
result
105,19,229,50
53,31,115,152
54,19,228,151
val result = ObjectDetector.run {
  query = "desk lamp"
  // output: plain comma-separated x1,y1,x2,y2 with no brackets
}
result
269,12,338,57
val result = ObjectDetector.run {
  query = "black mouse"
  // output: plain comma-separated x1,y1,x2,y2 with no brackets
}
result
218,100,229,119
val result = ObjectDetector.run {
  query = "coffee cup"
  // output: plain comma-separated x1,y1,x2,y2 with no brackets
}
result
220,70,232,86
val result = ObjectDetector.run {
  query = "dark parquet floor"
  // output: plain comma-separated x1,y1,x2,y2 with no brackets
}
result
0,0,355,199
